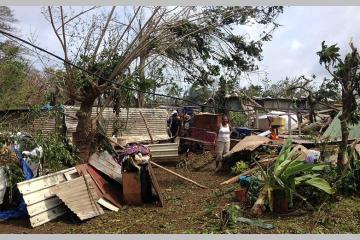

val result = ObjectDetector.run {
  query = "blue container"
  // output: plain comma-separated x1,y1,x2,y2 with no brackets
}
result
232,127,252,139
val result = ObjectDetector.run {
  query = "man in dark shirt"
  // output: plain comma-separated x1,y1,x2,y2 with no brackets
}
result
170,112,181,142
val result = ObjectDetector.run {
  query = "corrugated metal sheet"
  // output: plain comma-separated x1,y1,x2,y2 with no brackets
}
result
51,175,104,221
0,167,6,205
64,106,169,143
17,167,76,227
323,111,360,140
146,143,179,162
30,115,56,135
88,151,122,183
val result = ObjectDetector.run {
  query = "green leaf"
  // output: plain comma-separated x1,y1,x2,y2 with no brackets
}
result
304,177,335,194
294,174,320,185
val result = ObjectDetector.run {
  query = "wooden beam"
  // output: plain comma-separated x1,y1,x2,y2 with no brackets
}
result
149,161,208,189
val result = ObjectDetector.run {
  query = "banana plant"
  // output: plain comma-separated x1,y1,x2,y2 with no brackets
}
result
250,139,334,216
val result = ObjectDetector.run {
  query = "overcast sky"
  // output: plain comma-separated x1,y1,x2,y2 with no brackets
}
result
9,6,360,88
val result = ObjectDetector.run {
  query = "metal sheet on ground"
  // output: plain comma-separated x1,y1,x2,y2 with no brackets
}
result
51,175,104,221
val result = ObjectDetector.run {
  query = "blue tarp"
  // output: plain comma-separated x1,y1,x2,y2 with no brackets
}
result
0,145,33,220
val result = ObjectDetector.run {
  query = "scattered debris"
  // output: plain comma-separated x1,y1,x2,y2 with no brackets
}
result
75,164,122,209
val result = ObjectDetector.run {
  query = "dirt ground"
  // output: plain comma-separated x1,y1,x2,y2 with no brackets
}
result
1,161,360,234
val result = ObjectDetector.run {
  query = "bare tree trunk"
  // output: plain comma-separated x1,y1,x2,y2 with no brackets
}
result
73,98,97,161
337,88,353,169
136,54,146,108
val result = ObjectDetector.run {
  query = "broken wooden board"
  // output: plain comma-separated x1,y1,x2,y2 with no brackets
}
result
224,135,271,158
147,162,164,207
75,164,122,208
51,175,104,221
97,198,119,212
88,151,122,183
17,167,76,228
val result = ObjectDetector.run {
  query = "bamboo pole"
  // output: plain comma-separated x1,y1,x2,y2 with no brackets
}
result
149,161,208,189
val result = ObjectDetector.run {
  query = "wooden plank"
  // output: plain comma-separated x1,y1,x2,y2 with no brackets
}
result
26,196,63,217
97,198,119,212
147,162,164,207
17,167,75,194
22,187,57,205
64,169,80,181
30,205,67,228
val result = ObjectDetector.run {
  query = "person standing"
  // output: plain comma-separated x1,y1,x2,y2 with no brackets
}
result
170,112,181,143
215,115,231,172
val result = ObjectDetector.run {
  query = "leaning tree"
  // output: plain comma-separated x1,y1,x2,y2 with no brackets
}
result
42,6,283,160
317,40,360,169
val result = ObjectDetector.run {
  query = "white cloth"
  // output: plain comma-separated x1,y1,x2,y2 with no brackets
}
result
217,124,231,142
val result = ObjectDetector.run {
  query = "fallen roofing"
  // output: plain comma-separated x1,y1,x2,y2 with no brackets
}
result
224,135,271,158
323,111,360,140
51,175,104,221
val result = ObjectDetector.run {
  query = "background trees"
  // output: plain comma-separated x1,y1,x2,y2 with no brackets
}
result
317,40,360,169
40,6,283,160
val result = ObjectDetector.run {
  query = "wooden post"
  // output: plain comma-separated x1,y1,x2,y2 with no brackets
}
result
255,109,259,129
139,111,154,143
288,110,292,136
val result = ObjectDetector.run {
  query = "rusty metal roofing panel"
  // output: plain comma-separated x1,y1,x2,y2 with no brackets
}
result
17,167,76,228
64,106,169,143
51,175,104,221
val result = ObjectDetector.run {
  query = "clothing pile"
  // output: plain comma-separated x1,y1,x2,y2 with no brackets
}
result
118,144,151,172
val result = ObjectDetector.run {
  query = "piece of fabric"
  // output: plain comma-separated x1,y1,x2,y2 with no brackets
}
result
217,124,231,142
237,217,275,230
216,141,230,162
121,144,150,157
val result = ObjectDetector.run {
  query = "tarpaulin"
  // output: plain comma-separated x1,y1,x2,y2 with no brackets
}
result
0,145,33,220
